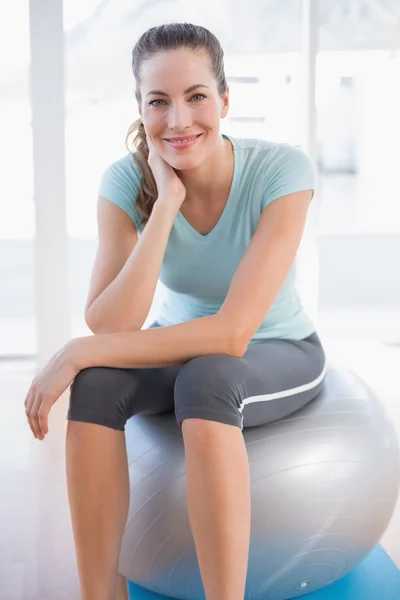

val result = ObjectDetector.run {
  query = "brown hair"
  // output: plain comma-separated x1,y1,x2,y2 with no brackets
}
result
125,23,227,226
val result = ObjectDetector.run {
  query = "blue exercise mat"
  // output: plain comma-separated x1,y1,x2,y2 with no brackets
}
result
128,545,400,599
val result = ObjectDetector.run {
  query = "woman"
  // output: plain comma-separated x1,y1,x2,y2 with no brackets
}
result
24,23,326,600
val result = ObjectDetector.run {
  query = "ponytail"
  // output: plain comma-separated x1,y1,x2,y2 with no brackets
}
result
125,118,158,226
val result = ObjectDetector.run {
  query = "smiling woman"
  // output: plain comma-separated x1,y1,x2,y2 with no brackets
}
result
24,21,326,600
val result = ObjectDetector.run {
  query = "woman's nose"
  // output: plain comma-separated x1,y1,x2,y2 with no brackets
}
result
168,102,192,131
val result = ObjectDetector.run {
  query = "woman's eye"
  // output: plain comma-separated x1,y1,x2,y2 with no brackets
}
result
149,94,206,107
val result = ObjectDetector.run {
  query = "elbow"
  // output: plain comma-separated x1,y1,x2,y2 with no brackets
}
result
85,308,144,335
216,313,248,357
231,332,249,358
84,306,93,329
84,309,102,334
84,307,112,335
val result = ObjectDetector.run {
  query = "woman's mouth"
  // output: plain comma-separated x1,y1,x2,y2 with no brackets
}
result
164,133,203,150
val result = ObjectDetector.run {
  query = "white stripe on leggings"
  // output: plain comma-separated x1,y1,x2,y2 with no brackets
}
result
239,361,328,413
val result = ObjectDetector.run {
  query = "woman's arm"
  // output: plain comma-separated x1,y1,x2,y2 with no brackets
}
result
72,314,244,371
86,200,178,334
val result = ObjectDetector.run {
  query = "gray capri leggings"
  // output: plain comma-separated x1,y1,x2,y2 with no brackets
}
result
67,322,326,432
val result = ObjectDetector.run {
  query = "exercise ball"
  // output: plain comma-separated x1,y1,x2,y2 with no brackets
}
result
118,365,400,600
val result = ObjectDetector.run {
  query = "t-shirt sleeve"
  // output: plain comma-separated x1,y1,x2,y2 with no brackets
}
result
261,143,318,211
98,154,143,230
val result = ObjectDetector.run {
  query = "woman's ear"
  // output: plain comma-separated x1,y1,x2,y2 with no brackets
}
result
220,86,229,119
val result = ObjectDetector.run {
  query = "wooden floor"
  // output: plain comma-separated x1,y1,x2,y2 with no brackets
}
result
0,336,399,600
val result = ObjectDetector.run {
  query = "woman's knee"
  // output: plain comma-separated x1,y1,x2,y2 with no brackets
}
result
68,367,130,431
173,356,243,429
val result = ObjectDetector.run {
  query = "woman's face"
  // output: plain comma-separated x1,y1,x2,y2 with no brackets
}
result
138,48,229,170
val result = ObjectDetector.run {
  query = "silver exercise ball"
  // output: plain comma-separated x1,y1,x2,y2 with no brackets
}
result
118,365,400,600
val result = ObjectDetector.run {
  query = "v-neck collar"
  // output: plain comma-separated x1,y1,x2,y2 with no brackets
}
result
176,134,238,242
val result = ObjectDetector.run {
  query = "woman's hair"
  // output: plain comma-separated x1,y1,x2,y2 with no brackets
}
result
125,23,227,226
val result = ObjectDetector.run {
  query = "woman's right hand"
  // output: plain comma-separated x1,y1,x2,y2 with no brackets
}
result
146,135,187,208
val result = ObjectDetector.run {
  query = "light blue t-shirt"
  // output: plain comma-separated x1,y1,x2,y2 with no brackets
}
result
99,134,317,342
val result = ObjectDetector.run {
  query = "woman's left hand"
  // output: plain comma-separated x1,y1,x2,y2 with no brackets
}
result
24,339,82,441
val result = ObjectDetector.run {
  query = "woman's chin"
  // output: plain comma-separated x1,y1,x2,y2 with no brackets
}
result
167,155,203,171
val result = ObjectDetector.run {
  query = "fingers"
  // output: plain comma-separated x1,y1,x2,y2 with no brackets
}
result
146,134,156,156
24,386,37,438
38,403,49,437
146,136,153,159
31,393,45,440
24,384,49,440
